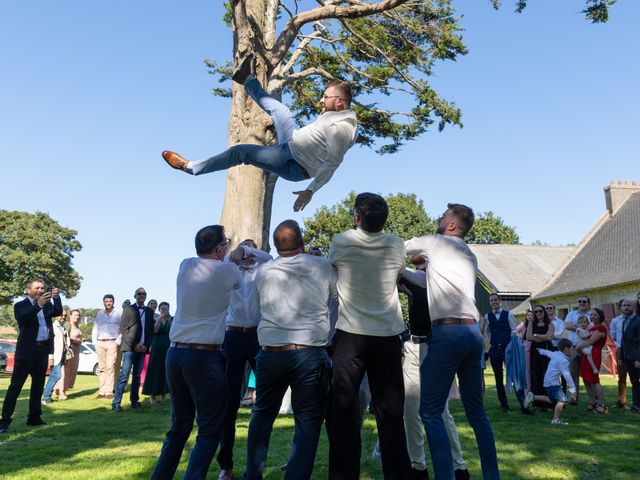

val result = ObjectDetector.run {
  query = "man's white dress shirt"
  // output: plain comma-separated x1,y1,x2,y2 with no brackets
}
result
405,234,480,323
255,254,337,347
170,257,241,345
329,228,406,337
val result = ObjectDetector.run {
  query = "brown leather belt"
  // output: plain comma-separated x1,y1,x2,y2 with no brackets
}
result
431,318,476,327
227,326,258,333
171,342,221,351
262,344,314,352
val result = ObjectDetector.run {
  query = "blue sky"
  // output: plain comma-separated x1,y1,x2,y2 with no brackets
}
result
1,1,638,310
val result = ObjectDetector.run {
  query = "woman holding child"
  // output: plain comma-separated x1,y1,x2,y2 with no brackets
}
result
577,307,608,413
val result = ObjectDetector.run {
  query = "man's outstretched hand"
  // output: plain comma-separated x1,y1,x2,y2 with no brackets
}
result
293,189,313,212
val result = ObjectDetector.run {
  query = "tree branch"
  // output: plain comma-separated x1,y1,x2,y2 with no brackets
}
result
269,0,410,65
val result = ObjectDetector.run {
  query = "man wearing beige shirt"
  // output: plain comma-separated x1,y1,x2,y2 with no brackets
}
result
328,193,411,480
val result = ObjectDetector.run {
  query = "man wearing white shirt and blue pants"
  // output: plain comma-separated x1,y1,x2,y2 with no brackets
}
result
406,203,499,480
218,240,272,480
152,225,240,480
243,220,336,480
162,54,358,212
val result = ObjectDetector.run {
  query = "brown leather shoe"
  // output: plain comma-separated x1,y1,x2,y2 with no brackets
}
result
162,150,190,172
231,53,254,84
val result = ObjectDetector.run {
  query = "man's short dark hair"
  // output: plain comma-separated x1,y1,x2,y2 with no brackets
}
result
195,225,225,255
489,293,501,301
447,203,474,236
355,193,388,233
557,338,573,351
103,294,114,301
326,80,352,106
273,220,303,252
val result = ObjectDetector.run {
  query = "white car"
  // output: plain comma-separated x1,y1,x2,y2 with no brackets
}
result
78,342,99,376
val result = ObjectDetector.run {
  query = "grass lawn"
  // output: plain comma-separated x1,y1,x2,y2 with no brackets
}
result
0,372,638,479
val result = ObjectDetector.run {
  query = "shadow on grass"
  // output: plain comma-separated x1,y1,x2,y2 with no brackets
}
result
1,375,639,479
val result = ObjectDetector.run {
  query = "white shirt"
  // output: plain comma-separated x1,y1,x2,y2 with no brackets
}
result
610,314,624,348
28,296,49,341
550,317,565,347
539,348,576,393
405,234,480,323
288,109,358,193
170,257,241,345
329,228,406,337
255,254,337,347
483,309,517,344
564,309,592,345
92,309,122,341
226,247,273,328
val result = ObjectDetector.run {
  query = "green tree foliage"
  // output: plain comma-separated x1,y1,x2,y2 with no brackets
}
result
0,210,82,305
0,305,16,328
303,191,436,251
466,211,519,244
209,1,616,154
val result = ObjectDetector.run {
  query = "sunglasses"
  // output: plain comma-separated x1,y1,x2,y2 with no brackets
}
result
534,310,544,313
136,292,147,296
578,300,589,304
545,306,555,310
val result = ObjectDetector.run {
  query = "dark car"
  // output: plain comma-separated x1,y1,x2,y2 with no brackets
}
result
0,340,16,373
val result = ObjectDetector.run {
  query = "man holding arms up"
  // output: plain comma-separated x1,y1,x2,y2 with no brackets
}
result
152,225,240,479
242,220,336,480
406,203,500,480
329,192,411,480
0,279,62,433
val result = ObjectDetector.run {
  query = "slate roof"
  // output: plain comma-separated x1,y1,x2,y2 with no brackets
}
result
535,192,640,298
469,244,574,295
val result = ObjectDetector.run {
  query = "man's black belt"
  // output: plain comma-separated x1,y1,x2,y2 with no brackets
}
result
36,340,49,346
431,318,476,326
171,342,221,351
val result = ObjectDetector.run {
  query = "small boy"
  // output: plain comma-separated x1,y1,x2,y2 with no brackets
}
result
524,338,576,425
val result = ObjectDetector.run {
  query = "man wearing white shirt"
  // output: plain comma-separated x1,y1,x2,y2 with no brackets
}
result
328,193,411,480
162,55,358,212
152,225,240,480
564,296,592,403
92,294,121,399
610,300,628,408
218,240,272,480
406,203,499,480
242,220,336,480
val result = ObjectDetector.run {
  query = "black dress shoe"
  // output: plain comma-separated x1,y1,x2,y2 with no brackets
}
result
231,53,255,84
520,407,534,415
501,405,511,413
26,418,47,426
112,405,123,413
0,423,9,433
131,402,142,409
411,467,429,479
454,468,471,480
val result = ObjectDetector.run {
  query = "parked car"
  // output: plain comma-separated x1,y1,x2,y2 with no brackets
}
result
0,352,7,372
0,339,16,373
78,341,99,376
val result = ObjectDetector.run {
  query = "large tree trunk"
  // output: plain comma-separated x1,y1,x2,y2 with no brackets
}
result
220,1,278,251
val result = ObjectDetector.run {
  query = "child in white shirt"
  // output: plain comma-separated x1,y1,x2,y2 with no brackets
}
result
524,338,576,425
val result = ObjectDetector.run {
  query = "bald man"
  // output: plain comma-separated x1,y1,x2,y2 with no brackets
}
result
242,220,337,480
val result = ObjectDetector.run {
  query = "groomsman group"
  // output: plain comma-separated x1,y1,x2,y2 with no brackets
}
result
150,193,501,480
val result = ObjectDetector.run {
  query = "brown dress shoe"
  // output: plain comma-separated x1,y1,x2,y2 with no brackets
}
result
231,53,254,84
162,151,191,172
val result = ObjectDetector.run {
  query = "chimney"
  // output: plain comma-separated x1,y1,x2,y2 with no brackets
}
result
604,179,640,214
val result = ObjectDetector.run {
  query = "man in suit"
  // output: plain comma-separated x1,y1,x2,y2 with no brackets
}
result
620,298,640,413
112,287,154,412
0,278,62,433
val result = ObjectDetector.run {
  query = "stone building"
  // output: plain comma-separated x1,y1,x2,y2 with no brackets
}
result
531,180,640,321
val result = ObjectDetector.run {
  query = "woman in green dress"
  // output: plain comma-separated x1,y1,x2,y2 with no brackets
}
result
143,302,172,403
